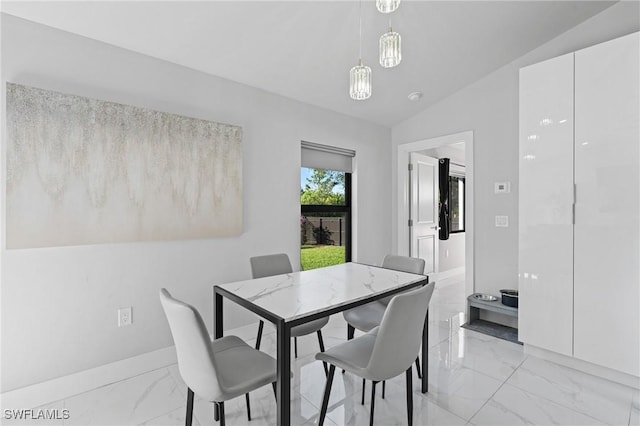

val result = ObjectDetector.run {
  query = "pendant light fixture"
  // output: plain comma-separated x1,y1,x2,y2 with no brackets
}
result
379,23,401,68
376,0,400,14
350,0,371,100
350,60,372,100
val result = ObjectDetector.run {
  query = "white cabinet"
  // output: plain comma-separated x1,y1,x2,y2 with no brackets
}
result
518,52,575,357
573,33,639,376
519,32,639,377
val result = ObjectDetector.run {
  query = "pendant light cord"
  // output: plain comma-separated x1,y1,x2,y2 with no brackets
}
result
358,0,362,61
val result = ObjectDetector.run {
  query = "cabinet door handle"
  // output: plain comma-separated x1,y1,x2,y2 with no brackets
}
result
572,184,577,224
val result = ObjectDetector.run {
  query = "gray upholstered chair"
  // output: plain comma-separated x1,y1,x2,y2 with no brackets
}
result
316,282,435,426
342,254,426,398
343,255,426,338
250,253,330,372
160,288,277,426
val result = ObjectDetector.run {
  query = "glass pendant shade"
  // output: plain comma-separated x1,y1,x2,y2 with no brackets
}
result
376,0,400,14
379,28,401,68
350,60,372,100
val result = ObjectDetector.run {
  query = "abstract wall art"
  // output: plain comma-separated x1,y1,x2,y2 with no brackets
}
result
6,83,243,249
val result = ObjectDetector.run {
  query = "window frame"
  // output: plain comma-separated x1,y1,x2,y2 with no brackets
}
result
448,173,465,234
300,172,352,262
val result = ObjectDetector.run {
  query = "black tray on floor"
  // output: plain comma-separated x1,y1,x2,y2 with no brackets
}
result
461,319,522,345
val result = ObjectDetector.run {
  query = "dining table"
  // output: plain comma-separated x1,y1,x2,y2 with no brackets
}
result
213,261,430,426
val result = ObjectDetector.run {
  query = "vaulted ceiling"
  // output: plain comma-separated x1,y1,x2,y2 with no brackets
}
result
1,1,615,126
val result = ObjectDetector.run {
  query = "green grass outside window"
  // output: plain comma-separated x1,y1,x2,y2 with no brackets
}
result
301,245,346,270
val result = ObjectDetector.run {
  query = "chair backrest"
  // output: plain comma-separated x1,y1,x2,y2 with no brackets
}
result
159,288,221,401
250,253,293,278
381,254,426,275
379,254,426,305
366,282,435,381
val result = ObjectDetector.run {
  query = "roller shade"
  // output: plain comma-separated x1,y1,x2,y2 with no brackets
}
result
301,141,355,173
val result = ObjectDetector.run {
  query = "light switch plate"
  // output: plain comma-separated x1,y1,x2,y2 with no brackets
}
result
494,182,511,194
495,215,509,227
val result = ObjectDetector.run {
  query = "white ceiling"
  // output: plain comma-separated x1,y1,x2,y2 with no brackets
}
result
421,142,466,166
2,1,615,127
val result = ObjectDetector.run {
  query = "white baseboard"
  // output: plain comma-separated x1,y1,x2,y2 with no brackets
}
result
1,346,177,410
524,344,640,390
0,321,267,411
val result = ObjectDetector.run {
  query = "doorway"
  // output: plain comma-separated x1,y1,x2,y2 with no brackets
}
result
397,131,474,297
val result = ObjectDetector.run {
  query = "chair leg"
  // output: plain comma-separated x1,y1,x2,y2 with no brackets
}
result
185,388,194,426
255,320,264,350
272,382,277,401
406,366,413,426
361,378,366,404
343,325,355,374
213,396,219,421
382,380,386,399
245,393,251,421
317,330,326,352
319,365,336,426
317,330,329,376
217,402,225,426
294,336,298,358
370,381,377,426
415,357,422,379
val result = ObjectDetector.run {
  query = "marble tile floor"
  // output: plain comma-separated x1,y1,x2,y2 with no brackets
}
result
7,275,639,426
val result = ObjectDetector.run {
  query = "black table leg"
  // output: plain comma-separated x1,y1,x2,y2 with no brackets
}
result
421,310,429,393
276,320,291,425
214,289,223,339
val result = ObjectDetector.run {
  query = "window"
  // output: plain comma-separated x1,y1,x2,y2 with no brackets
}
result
300,141,354,271
300,167,351,270
449,175,465,233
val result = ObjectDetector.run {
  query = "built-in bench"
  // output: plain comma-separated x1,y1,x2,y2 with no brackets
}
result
467,294,518,321
464,294,520,344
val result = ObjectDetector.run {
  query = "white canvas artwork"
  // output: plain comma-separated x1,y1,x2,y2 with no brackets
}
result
6,83,243,249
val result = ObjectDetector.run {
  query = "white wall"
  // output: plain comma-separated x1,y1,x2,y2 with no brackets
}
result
439,233,465,273
0,15,392,391
391,2,640,297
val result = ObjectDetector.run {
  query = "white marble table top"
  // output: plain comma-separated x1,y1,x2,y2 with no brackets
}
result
215,262,426,322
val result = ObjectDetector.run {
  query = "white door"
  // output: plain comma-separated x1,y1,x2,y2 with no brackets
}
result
409,153,439,276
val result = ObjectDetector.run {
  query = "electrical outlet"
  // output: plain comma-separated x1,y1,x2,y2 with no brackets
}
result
495,215,509,227
118,307,132,327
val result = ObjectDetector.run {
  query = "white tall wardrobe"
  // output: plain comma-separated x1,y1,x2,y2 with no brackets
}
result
519,32,639,380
